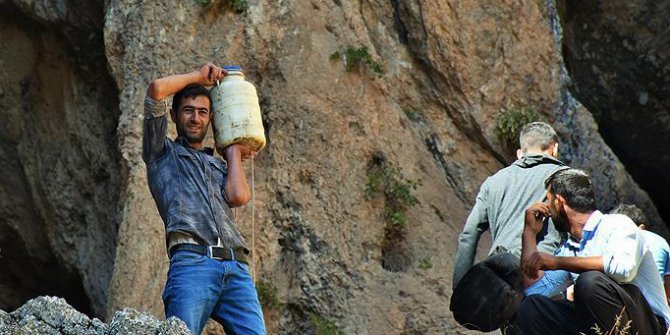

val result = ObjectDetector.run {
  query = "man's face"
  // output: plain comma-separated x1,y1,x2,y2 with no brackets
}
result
174,95,211,145
548,191,570,232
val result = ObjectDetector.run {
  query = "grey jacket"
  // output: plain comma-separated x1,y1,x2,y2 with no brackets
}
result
453,154,566,287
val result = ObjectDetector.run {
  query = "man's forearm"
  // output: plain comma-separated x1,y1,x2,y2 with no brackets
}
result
147,71,205,101
521,230,538,263
224,145,250,207
521,229,540,286
147,63,224,101
555,256,603,273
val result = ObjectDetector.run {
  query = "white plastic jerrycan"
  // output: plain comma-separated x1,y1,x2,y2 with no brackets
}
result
210,65,266,154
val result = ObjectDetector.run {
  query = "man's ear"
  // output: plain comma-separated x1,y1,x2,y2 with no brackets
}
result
555,194,566,209
170,108,177,123
551,142,559,158
516,149,524,159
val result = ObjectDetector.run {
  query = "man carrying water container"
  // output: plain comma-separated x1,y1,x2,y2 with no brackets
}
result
143,62,266,335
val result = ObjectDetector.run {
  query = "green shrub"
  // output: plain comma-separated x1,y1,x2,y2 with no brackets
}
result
367,153,421,272
330,46,384,77
310,314,345,335
419,257,433,270
230,0,248,12
366,153,420,226
403,109,419,122
496,105,540,144
194,0,247,12
256,280,281,310
194,0,213,6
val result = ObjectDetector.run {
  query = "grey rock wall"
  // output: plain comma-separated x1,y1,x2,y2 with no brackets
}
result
0,0,120,317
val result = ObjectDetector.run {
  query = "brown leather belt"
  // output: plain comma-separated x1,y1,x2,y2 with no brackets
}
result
169,243,249,264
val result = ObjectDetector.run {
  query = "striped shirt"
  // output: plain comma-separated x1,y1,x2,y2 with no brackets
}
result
525,211,670,326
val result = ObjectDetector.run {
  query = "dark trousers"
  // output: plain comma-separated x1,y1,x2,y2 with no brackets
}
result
517,271,666,335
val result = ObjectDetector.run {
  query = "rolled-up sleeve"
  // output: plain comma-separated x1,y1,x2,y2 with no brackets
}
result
142,96,169,163
603,228,642,283
525,269,572,297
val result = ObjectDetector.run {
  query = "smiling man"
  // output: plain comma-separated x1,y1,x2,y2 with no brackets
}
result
142,63,265,335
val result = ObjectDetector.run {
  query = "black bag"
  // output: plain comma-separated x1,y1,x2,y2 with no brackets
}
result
449,252,524,332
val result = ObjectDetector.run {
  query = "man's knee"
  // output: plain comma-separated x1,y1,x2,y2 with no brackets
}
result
574,271,612,303
518,295,550,321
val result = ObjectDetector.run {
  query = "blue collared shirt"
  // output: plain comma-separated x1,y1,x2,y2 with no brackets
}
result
525,211,670,326
640,229,670,278
142,96,247,250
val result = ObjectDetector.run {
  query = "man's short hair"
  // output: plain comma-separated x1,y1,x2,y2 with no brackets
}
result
610,204,648,228
545,168,597,213
172,84,212,113
519,122,558,152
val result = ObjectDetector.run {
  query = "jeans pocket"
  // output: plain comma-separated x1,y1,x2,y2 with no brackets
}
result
170,250,207,266
235,261,250,275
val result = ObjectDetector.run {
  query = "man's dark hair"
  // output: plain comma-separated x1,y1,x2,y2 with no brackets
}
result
519,122,558,152
610,204,648,228
545,168,596,213
172,84,212,113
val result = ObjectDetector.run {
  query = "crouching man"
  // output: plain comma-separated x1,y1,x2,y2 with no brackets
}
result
518,168,670,334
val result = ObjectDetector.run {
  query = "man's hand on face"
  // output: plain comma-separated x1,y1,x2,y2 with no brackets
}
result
525,201,550,236
199,62,227,86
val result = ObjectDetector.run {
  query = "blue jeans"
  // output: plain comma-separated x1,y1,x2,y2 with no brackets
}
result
163,250,266,335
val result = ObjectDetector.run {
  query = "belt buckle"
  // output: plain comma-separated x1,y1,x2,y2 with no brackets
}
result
206,246,219,260
207,246,233,261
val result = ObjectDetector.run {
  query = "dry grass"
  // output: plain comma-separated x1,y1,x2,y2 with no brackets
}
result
581,307,634,335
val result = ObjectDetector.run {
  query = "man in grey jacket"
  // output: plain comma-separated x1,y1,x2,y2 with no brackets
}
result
453,122,566,288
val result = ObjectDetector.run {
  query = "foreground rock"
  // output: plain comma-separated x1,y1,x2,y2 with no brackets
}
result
0,296,189,335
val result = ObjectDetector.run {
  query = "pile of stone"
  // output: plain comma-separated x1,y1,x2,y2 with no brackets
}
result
0,296,190,335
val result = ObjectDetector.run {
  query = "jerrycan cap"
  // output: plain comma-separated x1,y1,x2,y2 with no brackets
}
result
223,65,243,73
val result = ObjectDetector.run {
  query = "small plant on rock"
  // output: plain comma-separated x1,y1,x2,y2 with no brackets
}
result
229,0,248,13
419,257,433,270
366,151,421,272
496,105,540,145
331,46,384,77
310,314,345,335
194,0,247,13
256,280,281,310
194,0,213,6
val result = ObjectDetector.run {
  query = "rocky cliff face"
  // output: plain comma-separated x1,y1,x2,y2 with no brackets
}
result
0,1,120,317
0,0,666,334
559,0,670,228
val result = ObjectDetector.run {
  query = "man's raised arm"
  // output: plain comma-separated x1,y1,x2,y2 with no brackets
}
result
142,63,226,163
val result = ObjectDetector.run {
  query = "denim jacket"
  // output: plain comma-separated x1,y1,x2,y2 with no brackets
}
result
142,96,248,250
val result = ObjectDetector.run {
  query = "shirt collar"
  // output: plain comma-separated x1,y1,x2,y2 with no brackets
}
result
583,210,603,233
176,137,215,156
565,210,602,252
